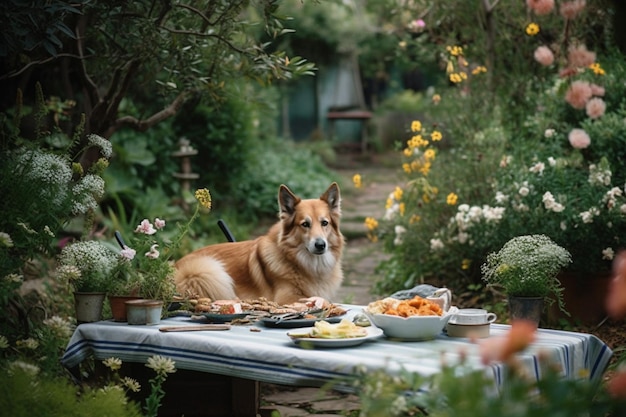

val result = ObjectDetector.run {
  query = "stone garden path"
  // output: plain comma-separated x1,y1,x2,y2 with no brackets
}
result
259,151,402,417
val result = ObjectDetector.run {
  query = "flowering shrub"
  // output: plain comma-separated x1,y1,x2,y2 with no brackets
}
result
481,235,571,310
369,1,626,299
57,188,212,304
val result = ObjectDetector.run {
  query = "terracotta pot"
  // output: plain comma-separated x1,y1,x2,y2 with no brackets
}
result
108,295,142,322
508,296,544,327
74,292,106,323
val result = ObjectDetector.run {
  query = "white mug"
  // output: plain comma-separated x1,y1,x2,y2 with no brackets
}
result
449,308,497,325
426,288,452,312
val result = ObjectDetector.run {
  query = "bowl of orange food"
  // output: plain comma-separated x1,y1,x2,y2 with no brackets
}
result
363,296,458,341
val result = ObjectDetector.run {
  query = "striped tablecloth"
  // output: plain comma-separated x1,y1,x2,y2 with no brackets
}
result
61,306,612,389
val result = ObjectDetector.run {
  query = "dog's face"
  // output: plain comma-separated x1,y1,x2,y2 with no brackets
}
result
278,183,343,258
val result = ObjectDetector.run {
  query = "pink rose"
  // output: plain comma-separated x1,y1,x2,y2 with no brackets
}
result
585,97,606,119
568,128,591,149
565,80,592,109
533,46,554,66
526,0,555,15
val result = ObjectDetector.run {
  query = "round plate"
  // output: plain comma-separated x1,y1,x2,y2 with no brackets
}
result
194,312,251,323
286,326,383,348
260,315,344,329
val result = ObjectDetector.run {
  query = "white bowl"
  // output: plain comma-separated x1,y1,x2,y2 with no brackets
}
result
364,307,458,341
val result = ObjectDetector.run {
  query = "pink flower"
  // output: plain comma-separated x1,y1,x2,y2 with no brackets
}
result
560,0,586,20
590,83,605,96
565,80,592,109
568,128,591,149
479,320,537,365
606,251,626,320
145,244,160,259
120,246,136,260
154,218,166,229
568,44,596,68
533,46,554,66
135,219,156,235
585,97,606,119
526,0,555,15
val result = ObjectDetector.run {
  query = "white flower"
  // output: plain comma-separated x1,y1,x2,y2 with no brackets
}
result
529,162,545,174
495,191,508,204
16,338,39,350
544,128,556,138
154,218,166,229
8,360,40,377
43,316,74,339
518,186,530,197
621,204,626,214
120,246,136,260
145,244,160,259
87,134,113,158
72,174,105,215
122,377,141,393
430,238,444,251
603,247,615,260
0,232,13,247
103,357,123,371
548,157,557,167
393,225,406,245
146,355,176,376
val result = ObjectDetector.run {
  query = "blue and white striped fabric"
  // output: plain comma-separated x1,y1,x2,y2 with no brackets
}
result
61,306,612,389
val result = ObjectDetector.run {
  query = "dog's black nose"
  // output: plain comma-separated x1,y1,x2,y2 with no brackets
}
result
314,238,326,252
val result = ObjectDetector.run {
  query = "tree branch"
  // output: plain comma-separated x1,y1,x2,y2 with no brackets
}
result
159,25,246,54
104,90,192,137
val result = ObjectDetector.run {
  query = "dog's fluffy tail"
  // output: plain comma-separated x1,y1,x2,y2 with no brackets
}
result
174,256,237,300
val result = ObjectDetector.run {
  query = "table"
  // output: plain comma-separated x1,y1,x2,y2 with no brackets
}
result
62,306,612,416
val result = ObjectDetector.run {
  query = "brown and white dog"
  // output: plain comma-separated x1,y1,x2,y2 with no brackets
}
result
174,183,345,305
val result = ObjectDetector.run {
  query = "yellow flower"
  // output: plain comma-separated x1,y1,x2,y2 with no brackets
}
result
461,259,471,270
364,217,379,231
411,120,422,132
403,148,413,157
424,149,436,160
449,73,463,83
393,186,403,201
422,193,431,203
446,45,463,56
402,162,412,173
430,131,442,141
385,197,393,210
419,161,431,175
589,62,605,75
367,233,379,243
446,192,458,205
352,174,362,189
194,188,212,210
472,66,488,75
409,214,421,224
432,94,441,105
399,203,406,216
410,160,421,172
525,23,539,36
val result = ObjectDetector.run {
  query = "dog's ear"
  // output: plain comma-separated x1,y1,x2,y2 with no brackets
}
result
278,184,301,215
320,182,341,215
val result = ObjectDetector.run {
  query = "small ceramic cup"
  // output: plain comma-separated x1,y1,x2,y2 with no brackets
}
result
449,308,497,325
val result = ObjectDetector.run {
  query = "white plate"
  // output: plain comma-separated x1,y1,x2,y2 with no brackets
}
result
287,326,383,348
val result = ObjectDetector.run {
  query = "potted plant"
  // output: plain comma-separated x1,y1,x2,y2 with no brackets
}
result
57,240,119,323
481,234,572,325
111,188,213,320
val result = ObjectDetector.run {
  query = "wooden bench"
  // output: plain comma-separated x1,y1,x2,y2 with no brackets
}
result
327,110,373,153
